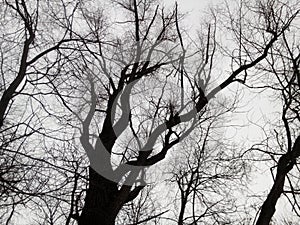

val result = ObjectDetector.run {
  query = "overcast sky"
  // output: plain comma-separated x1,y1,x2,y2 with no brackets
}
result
159,0,294,221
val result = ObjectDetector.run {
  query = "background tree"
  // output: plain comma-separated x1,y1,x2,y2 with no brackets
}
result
0,0,89,224
246,8,300,224
168,103,249,225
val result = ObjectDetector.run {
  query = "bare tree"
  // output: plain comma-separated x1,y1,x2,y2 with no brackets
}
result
47,0,298,224
0,0,299,224
0,0,89,223
168,103,249,225
249,6,300,224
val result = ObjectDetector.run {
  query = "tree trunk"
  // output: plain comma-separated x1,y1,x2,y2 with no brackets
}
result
256,136,300,225
78,167,119,225
255,155,292,225
255,173,285,225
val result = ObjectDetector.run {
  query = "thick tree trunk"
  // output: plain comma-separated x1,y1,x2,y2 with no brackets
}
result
78,167,119,225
